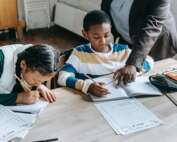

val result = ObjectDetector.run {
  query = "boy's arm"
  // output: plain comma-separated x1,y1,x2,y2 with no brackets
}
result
58,63,92,94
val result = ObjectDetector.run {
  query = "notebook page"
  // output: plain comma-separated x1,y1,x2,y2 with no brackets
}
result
124,76,162,97
90,84,128,102
90,74,128,102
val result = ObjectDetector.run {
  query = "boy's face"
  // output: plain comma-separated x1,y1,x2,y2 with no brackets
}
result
83,23,112,52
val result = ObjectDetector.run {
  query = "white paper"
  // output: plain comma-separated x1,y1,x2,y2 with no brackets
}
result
91,85,128,102
10,113,37,141
7,98,48,114
124,76,162,97
95,99,162,135
0,105,29,142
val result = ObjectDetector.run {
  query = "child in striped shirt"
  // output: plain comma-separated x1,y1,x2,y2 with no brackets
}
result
58,10,153,97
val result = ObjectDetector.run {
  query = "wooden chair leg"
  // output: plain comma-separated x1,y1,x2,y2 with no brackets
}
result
16,20,25,41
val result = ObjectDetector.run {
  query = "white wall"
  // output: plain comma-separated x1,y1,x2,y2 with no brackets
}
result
17,0,57,21
171,0,177,27
17,0,177,28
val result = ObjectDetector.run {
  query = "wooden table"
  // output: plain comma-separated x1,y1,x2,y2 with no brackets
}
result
22,58,177,142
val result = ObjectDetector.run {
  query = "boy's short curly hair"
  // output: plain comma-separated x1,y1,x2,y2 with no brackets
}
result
83,10,111,31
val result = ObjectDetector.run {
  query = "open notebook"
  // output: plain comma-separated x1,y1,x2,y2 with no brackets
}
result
90,74,162,102
7,98,48,114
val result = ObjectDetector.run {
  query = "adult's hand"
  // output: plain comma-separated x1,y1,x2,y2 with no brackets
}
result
113,65,137,86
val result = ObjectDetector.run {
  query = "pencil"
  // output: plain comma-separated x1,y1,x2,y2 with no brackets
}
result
15,74,31,92
33,138,58,142
165,93,177,106
84,74,96,83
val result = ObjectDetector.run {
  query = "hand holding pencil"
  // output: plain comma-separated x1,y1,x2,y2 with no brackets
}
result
85,74,110,97
15,74,56,104
15,75,40,104
88,82,110,97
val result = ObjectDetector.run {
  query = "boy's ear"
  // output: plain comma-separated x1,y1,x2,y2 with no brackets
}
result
20,60,27,72
82,29,88,40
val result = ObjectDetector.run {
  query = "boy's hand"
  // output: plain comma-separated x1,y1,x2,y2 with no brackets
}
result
88,82,109,97
37,84,56,103
113,65,137,86
16,91,40,104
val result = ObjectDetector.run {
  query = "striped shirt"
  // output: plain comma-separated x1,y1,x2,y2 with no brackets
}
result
58,43,153,94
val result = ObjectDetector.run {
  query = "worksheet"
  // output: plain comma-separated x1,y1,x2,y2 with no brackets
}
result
95,99,162,135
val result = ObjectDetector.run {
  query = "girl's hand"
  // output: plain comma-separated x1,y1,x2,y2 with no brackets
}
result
16,90,40,104
37,84,56,103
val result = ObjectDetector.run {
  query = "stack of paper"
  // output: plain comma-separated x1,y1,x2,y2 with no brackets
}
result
11,113,37,141
0,105,30,142
0,99,49,141
95,99,162,135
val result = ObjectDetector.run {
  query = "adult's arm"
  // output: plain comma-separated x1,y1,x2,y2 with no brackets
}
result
127,0,171,71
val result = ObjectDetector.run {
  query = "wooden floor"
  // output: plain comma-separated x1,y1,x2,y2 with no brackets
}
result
0,26,86,52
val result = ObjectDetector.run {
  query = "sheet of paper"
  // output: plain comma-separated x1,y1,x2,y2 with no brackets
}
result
0,105,29,142
10,113,37,141
95,99,162,135
7,98,48,114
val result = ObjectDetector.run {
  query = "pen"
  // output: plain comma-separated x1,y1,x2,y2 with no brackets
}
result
33,138,58,142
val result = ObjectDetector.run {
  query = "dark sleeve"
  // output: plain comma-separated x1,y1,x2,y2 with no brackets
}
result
126,0,171,71
0,49,18,105
0,93,18,106
0,49,4,77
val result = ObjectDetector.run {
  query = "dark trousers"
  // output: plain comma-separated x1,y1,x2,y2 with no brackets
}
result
149,27,177,61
